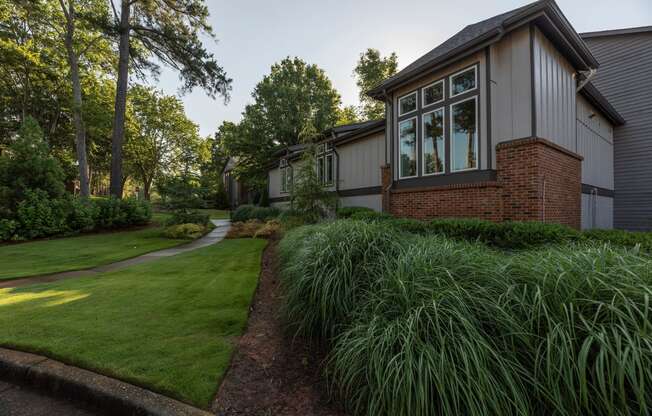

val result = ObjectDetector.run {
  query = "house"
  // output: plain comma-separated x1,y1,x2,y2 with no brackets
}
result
222,157,253,208
580,26,652,231
268,0,651,230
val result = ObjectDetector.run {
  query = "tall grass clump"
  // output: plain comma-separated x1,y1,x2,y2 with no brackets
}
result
279,220,652,416
278,220,403,340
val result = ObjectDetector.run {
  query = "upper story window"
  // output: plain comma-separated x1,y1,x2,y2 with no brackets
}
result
422,108,445,175
450,66,477,97
451,96,477,172
398,91,417,116
399,117,417,178
422,80,444,107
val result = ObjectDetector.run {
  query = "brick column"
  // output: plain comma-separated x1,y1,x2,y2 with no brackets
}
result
496,138,582,229
381,164,391,213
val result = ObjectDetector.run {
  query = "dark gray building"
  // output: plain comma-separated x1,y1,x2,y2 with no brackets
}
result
582,27,652,230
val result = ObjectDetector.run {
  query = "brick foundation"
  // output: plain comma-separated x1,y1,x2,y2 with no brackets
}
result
385,138,582,228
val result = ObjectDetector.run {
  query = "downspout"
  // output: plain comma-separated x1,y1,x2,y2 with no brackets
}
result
576,68,597,92
383,89,393,213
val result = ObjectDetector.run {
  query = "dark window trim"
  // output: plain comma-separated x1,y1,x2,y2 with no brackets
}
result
338,186,382,197
398,90,418,116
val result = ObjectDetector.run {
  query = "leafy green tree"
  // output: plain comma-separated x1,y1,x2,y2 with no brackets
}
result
124,86,201,200
222,57,341,192
354,48,398,120
0,117,65,216
106,0,232,198
336,105,361,126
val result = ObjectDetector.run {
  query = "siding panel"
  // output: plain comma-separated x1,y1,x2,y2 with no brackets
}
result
576,95,614,190
584,32,652,230
337,133,384,190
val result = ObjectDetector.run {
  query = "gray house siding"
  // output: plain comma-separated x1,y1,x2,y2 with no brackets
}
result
337,132,384,191
583,31,652,230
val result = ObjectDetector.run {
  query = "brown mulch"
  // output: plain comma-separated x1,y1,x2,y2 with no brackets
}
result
211,241,348,416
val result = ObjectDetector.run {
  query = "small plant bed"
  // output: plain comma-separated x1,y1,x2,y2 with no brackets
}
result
0,238,266,408
278,220,652,416
213,242,347,416
0,226,194,281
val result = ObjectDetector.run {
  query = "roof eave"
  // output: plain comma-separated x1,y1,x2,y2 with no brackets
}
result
580,83,625,126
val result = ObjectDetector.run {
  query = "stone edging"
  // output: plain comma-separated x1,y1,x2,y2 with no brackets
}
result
0,347,212,416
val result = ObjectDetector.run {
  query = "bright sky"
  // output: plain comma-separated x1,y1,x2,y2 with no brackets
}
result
154,0,651,137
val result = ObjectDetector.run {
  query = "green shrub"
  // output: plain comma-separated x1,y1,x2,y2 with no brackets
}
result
0,219,17,240
384,217,430,234
336,206,374,219
92,197,151,229
66,197,97,232
231,205,280,222
583,228,652,252
165,209,210,226
14,190,69,239
163,223,205,239
349,210,393,222
281,221,652,416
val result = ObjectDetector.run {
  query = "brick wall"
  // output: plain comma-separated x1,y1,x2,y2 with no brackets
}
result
386,138,582,228
497,138,582,228
389,182,503,221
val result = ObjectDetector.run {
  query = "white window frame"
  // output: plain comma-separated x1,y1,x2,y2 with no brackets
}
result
398,91,418,116
280,167,287,193
325,153,334,186
449,65,477,98
450,96,478,173
422,79,445,108
421,107,446,176
398,116,419,179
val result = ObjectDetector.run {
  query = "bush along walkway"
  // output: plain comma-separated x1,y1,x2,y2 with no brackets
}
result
0,220,230,289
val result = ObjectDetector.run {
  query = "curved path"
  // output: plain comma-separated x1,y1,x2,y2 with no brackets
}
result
0,219,230,289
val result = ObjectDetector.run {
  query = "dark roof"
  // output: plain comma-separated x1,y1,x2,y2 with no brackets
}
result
329,119,383,137
368,0,598,97
332,119,385,145
581,26,652,39
579,82,625,126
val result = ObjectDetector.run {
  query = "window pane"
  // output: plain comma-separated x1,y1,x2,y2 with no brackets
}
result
423,81,443,106
423,109,444,174
451,67,476,96
318,156,324,183
399,92,417,115
451,99,477,171
326,154,334,184
399,118,417,177
281,168,287,192
287,168,293,190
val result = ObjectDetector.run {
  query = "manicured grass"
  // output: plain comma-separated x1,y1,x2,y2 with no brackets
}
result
0,226,190,281
195,209,230,219
0,238,266,407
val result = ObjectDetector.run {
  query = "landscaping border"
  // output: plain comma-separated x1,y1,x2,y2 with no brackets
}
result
0,347,212,416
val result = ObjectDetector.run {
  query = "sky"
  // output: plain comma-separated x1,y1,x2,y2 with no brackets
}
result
154,0,652,138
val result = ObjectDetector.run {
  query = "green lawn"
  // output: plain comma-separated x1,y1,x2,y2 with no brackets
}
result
0,225,189,281
0,238,266,407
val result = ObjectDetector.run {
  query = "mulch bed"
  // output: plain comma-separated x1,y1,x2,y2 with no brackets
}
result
212,240,348,416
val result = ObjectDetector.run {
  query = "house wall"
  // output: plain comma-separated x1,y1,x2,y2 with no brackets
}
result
490,25,533,156
337,132,384,191
268,166,283,200
339,195,382,212
532,26,577,150
582,194,613,230
576,95,614,190
583,32,652,230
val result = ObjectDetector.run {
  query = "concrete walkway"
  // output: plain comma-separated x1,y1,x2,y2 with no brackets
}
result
0,380,103,416
0,220,230,289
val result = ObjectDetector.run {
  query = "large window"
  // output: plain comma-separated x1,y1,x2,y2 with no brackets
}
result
399,117,417,178
422,108,445,175
451,97,477,171
325,153,334,185
450,66,476,97
280,163,292,193
316,145,335,186
398,91,417,116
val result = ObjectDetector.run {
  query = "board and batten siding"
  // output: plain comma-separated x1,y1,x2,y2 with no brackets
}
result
576,95,614,190
490,25,533,155
268,166,283,200
337,132,384,191
532,26,576,150
583,31,652,230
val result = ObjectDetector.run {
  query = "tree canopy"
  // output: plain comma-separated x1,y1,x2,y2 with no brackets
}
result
354,48,398,120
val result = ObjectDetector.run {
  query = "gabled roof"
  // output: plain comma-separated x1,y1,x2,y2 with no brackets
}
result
579,82,625,126
581,26,652,39
368,0,599,98
332,119,385,146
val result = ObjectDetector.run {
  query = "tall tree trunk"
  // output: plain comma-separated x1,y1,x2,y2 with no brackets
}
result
60,0,90,197
110,1,131,198
143,179,151,201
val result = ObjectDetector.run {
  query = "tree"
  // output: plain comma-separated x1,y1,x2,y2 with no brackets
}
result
353,48,398,120
336,105,360,126
106,0,232,198
57,0,111,197
124,86,201,200
221,57,341,191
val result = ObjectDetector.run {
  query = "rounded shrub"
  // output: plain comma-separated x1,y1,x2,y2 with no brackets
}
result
165,209,210,226
231,204,280,222
336,206,374,219
163,223,205,239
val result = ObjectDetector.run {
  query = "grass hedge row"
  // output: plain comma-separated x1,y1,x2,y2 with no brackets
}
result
279,220,652,416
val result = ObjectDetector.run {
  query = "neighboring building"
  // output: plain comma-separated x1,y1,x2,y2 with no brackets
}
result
267,0,651,230
580,27,652,231
222,157,252,208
